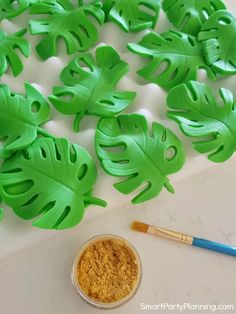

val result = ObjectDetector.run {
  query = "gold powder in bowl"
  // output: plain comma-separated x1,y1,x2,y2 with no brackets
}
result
72,235,142,308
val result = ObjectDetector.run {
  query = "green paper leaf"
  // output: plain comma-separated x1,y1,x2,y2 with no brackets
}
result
199,10,236,75
49,45,136,132
96,114,185,204
0,29,30,77
0,0,30,21
167,81,236,163
0,137,106,230
162,0,226,36
128,30,215,91
103,0,160,32
29,0,105,60
0,82,50,158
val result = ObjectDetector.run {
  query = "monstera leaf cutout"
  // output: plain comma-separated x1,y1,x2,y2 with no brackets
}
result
96,114,185,203
0,0,30,21
162,0,226,35
29,0,104,60
128,30,214,91
0,137,106,230
199,10,236,75
0,83,50,158
0,29,30,77
49,46,136,132
103,0,160,32
167,81,236,163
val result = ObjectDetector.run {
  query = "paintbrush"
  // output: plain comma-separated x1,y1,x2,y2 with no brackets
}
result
132,221,236,257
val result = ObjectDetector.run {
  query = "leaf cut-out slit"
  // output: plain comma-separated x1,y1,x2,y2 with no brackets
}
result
31,101,41,113
23,194,39,207
4,180,33,196
77,164,88,180
165,147,177,161
54,205,71,228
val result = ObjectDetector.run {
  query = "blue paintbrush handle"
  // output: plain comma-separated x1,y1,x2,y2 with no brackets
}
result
192,237,236,257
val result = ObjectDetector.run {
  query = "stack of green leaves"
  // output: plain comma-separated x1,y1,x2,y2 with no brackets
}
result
0,84,106,229
0,0,235,230
129,0,236,90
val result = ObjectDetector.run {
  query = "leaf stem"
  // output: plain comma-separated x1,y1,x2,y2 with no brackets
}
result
164,178,175,193
84,196,107,207
37,127,56,140
73,111,85,133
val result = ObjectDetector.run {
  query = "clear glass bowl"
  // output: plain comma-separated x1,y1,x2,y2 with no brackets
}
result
71,234,142,309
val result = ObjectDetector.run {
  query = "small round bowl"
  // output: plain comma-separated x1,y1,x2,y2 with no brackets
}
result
71,234,142,309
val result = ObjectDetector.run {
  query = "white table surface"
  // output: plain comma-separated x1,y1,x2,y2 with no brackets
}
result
0,1,236,313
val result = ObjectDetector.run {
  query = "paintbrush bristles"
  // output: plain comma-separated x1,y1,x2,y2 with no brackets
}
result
131,221,149,233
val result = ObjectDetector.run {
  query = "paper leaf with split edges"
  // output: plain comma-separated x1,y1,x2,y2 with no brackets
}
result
167,81,236,163
128,30,215,91
49,46,136,132
162,0,226,35
96,114,185,204
103,0,161,32
0,83,50,158
29,0,104,60
0,0,30,21
199,10,236,75
0,29,30,77
0,137,106,230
